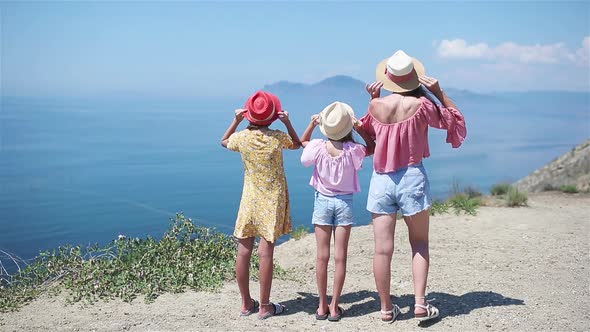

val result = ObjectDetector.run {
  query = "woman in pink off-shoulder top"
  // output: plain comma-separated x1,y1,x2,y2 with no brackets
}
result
359,50,466,324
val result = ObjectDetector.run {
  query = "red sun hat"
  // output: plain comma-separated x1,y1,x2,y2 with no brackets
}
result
244,91,282,126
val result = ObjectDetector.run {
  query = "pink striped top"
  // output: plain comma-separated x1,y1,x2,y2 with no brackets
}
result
359,96,467,173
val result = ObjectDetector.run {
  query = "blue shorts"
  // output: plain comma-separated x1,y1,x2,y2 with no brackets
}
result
312,192,354,227
366,163,432,216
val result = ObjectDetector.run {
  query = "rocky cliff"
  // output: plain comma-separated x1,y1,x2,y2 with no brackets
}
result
515,139,590,192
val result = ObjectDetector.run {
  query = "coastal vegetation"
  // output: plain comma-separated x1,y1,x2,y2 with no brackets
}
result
560,185,579,194
290,225,309,240
430,184,482,216
491,183,528,207
0,213,286,312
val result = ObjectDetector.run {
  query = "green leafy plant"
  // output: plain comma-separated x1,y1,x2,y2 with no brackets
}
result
429,200,450,216
490,183,511,196
560,185,579,194
506,187,528,207
290,225,309,240
0,213,286,312
448,194,481,216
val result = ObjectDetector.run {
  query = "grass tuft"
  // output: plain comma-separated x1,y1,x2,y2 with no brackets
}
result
560,185,579,194
490,183,511,196
290,225,309,240
429,200,450,216
448,194,481,216
506,187,528,207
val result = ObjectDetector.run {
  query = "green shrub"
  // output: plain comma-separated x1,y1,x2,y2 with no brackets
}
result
448,194,481,216
490,183,511,196
560,185,579,194
0,213,283,312
429,200,450,216
290,225,309,240
506,187,528,207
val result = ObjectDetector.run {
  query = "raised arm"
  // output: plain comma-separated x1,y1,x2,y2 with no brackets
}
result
353,118,375,156
300,114,320,148
418,75,466,148
221,109,246,148
278,110,302,149
419,75,458,109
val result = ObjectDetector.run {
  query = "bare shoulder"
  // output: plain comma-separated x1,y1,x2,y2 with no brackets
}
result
369,96,392,114
370,95,423,123
403,96,423,110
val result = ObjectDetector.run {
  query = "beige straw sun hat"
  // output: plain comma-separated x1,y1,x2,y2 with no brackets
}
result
319,101,355,141
376,50,426,93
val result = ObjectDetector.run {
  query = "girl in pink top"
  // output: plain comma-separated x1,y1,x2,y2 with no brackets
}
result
300,101,374,322
360,51,466,323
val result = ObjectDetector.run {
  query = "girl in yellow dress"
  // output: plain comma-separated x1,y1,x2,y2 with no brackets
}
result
221,91,301,320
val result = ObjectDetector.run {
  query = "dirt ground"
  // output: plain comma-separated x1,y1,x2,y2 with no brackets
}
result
1,192,589,332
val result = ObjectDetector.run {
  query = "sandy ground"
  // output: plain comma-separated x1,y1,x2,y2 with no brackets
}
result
1,192,589,332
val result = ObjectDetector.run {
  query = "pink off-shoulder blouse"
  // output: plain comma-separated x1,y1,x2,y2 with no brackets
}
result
301,139,367,196
359,96,467,173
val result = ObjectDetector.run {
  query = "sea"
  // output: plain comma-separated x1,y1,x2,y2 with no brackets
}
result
1,92,589,263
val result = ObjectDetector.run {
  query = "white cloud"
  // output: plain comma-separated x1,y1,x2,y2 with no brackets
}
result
436,37,590,66
437,39,490,59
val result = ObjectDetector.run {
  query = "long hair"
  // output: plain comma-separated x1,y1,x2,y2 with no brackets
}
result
246,122,269,130
329,131,355,143
399,85,442,114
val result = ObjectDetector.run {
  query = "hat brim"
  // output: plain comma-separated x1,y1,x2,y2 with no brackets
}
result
376,57,426,93
319,106,355,141
244,93,282,125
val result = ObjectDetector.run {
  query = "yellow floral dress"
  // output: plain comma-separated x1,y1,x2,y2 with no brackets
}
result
227,129,294,243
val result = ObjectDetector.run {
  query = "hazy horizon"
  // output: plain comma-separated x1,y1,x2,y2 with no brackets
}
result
3,74,590,100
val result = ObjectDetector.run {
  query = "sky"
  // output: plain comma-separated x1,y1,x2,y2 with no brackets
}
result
1,1,589,98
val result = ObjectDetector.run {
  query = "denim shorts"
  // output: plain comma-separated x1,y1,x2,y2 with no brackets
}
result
312,191,354,227
366,163,432,216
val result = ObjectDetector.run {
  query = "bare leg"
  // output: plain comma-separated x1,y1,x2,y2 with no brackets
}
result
404,210,430,315
330,225,352,317
372,213,397,319
315,225,332,316
257,238,276,316
236,237,255,312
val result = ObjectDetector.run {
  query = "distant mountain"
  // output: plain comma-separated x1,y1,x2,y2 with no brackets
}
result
443,88,499,101
263,75,367,99
263,75,498,104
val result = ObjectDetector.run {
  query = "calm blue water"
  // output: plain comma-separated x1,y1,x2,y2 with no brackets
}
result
1,93,589,262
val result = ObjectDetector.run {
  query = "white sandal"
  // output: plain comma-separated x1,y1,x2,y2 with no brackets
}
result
380,304,401,323
414,302,439,322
